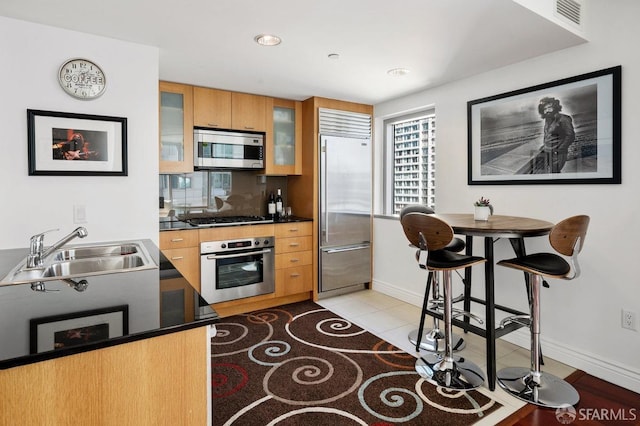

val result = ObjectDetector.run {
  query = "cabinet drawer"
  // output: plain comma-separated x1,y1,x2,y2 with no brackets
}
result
276,250,312,269
276,265,312,296
276,236,312,254
275,222,312,238
161,247,200,292
160,230,199,249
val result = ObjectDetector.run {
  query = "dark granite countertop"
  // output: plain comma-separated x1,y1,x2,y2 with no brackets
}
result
0,240,218,370
159,216,312,232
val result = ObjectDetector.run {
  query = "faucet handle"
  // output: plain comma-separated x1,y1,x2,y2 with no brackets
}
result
29,229,59,253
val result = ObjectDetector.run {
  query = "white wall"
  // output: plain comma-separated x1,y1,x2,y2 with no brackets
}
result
373,0,640,393
0,16,159,249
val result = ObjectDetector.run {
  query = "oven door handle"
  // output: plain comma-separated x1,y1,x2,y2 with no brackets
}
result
204,248,272,260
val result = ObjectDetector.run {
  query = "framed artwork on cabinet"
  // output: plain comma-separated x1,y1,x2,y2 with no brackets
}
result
27,109,128,176
467,66,621,185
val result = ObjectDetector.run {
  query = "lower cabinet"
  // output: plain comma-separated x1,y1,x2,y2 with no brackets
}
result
160,230,200,292
0,328,209,425
275,222,313,297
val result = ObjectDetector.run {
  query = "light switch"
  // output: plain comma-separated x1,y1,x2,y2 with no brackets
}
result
73,204,87,224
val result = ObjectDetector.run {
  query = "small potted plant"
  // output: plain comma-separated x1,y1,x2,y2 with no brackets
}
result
474,197,493,221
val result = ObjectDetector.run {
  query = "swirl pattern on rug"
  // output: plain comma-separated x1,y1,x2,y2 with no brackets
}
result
212,301,500,425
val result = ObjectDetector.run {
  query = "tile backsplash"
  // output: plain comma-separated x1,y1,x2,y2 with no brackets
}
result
159,171,287,219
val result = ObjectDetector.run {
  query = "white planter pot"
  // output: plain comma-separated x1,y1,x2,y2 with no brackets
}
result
474,205,492,221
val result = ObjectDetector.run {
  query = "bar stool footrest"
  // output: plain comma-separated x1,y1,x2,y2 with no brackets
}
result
408,328,465,352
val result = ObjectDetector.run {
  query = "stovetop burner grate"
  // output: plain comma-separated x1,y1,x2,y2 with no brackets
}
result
184,215,273,227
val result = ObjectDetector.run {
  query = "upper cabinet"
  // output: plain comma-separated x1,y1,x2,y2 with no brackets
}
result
159,82,194,173
265,98,302,175
160,82,302,175
193,87,231,129
193,87,267,133
232,92,267,132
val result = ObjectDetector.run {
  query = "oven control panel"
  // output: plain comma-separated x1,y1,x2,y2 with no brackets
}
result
201,236,274,254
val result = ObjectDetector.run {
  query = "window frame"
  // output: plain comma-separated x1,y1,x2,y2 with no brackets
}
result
382,108,436,216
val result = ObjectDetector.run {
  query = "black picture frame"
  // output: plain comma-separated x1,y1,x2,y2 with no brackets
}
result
27,109,128,176
29,305,129,354
467,66,621,185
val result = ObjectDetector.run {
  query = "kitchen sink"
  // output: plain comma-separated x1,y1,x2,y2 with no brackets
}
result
52,243,140,261
0,241,157,286
44,255,147,277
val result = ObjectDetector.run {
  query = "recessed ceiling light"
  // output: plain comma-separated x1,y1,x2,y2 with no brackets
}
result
387,68,410,77
254,34,281,46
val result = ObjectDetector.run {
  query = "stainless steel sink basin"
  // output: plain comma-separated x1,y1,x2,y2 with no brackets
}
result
44,255,147,277
52,243,139,261
0,241,157,286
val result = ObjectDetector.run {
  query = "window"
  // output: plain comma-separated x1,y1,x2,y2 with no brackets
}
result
382,109,436,215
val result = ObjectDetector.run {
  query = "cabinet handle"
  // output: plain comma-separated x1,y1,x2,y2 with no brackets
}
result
244,126,255,130
171,256,184,261
208,123,219,127
171,238,184,242
288,228,299,233
290,258,300,263
289,242,300,247
289,273,301,278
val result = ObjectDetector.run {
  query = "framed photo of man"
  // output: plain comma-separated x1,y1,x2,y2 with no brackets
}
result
27,109,128,176
467,66,621,185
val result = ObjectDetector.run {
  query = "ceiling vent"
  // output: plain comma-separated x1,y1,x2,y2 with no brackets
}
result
555,0,582,26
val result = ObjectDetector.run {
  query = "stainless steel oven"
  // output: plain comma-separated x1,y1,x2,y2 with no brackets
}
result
200,236,274,304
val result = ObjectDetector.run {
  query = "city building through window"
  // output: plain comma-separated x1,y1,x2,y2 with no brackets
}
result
383,110,436,215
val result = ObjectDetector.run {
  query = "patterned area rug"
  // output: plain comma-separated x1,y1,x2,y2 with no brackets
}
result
211,301,501,425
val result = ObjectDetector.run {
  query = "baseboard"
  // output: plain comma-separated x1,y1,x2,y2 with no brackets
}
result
372,279,640,395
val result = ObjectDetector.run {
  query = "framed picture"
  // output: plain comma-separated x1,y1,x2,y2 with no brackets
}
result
467,66,621,185
29,305,129,354
27,109,128,176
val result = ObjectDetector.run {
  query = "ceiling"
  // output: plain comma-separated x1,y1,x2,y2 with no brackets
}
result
0,0,586,105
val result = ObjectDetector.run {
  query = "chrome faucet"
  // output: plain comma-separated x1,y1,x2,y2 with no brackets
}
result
26,227,88,268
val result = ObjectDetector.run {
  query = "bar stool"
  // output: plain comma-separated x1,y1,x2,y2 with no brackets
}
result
401,212,486,390
496,215,590,408
400,205,467,352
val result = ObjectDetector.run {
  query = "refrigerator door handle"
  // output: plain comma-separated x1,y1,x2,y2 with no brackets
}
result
321,141,329,244
324,244,369,254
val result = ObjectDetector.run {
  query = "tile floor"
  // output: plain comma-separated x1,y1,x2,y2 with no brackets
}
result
317,289,576,425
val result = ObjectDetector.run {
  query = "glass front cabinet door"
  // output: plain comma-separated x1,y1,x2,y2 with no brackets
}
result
265,98,302,175
159,81,194,173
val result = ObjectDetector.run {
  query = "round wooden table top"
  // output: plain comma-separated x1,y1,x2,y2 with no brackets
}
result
435,213,554,238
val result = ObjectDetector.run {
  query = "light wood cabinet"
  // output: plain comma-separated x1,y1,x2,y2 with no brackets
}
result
0,328,209,426
232,92,267,132
275,222,313,297
193,86,232,129
193,87,267,132
265,98,302,175
159,81,194,173
161,247,200,293
160,230,200,291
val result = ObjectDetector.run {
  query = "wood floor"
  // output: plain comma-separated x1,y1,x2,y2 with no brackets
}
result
497,370,640,425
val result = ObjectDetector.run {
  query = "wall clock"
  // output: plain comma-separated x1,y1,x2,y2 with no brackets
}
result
58,58,106,99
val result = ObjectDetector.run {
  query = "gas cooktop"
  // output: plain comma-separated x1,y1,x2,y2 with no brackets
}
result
183,215,273,228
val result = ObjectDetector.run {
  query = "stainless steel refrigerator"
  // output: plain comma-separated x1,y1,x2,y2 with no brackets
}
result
318,133,372,295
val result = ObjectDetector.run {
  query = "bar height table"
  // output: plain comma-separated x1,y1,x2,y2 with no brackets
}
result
426,214,554,391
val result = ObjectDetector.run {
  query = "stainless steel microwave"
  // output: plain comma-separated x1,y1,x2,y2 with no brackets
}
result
194,128,264,169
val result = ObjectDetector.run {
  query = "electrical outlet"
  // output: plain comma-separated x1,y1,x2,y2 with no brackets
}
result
73,204,87,224
621,309,637,331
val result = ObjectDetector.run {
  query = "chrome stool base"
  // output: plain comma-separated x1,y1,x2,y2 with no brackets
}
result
408,328,465,352
497,367,579,408
415,352,485,391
